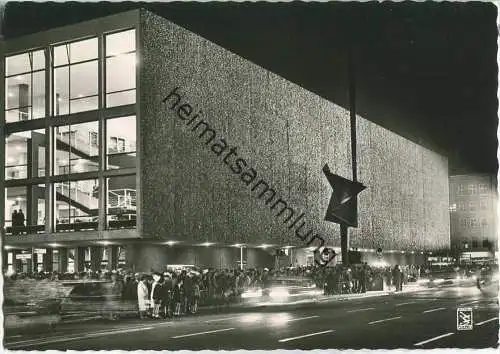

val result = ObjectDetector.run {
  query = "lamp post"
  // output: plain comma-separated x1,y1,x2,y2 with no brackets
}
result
240,246,244,271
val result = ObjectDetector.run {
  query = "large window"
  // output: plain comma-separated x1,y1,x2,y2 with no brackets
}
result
468,184,477,195
5,50,46,122
105,30,136,107
106,175,136,229
54,179,99,232
53,38,99,115
5,129,46,180
106,116,136,170
4,184,46,235
54,121,99,175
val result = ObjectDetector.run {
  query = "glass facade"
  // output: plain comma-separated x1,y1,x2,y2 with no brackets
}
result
54,121,100,175
106,116,136,170
107,175,136,229
4,184,46,234
5,129,46,180
106,30,136,108
54,38,99,115
3,28,138,236
5,50,46,122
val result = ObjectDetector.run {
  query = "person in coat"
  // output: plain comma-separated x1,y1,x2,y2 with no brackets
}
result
173,279,185,316
137,275,149,319
150,273,162,318
393,265,402,292
161,272,174,318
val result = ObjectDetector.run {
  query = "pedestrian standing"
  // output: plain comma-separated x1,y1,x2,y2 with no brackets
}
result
393,265,402,292
162,272,173,318
137,275,149,319
173,279,184,317
150,273,162,318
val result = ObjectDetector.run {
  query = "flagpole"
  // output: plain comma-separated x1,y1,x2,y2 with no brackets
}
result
342,45,357,266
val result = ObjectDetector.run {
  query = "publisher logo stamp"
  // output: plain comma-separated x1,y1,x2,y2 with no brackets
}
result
457,307,473,330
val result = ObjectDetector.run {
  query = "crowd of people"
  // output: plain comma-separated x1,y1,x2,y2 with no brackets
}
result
5,263,424,318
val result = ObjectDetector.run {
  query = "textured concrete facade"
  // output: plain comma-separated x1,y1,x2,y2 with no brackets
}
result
139,11,352,248
351,119,450,251
138,11,449,252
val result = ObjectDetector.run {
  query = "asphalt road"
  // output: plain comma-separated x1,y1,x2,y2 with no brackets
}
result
4,283,498,350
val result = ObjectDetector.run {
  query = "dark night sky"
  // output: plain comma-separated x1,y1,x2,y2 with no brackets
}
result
2,2,498,175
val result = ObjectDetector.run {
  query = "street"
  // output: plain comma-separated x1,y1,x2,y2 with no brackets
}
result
4,283,498,350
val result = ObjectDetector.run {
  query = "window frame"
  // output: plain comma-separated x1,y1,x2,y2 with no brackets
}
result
5,49,47,122
104,28,136,108
52,37,99,116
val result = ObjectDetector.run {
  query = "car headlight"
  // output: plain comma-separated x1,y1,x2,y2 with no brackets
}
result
269,288,289,298
241,289,262,299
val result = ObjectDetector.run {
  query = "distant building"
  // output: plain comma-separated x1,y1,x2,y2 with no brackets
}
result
449,174,498,263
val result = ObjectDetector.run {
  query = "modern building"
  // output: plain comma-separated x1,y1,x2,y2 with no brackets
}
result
1,9,450,273
449,174,498,264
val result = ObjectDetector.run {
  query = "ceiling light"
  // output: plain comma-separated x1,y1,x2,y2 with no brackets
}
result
48,243,61,248
4,245,13,250
165,241,178,246
201,242,213,247
233,244,242,248
98,241,110,246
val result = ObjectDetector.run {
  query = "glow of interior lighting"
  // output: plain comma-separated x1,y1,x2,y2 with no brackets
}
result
60,159,68,165
15,145,24,151
15,197,22,201
7,157,16,164
260,244,270,249
98,241,110,246
201,242,213,247
16,76,23,80
48,243,61,248
165,241,177,246
7,92,14,98
371,260,389,268
4,245,13,250
77,94,84,98
233,244,242,248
